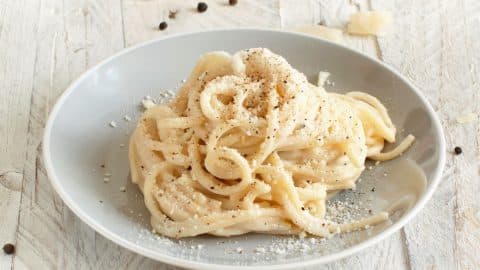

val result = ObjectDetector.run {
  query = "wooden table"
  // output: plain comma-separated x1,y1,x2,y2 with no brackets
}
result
1,0,478,269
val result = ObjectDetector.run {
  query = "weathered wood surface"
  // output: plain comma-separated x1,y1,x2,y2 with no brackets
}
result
1,0,478,269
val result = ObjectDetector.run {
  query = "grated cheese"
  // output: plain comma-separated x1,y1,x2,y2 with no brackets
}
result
141,98,156,110
456,112,477,124
317,71,331,87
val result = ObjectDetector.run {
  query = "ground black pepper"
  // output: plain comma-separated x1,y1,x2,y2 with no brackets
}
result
229,0,238,5
454,146,462,155
168,10,178,19
197,2,208,12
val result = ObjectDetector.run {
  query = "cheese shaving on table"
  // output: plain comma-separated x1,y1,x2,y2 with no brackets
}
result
456,112,477,124
295,25,345,44
347,11,393,36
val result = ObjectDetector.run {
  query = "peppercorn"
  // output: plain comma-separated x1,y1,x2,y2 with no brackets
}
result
197,2,208,12
3,243,15,255
454,146,462,155
158,21,168,31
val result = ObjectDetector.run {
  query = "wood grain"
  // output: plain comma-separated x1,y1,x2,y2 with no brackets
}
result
0,0,479,269
122,0,281,47
0,0,41,269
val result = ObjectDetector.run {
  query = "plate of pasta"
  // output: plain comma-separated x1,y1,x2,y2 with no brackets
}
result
43,29,445,269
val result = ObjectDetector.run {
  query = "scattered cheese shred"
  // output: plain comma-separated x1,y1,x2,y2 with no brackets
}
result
456,113,477,124
295,25,345,44
347,11,393,36
141,98,156,110
317,71,331,87
254,247,266,253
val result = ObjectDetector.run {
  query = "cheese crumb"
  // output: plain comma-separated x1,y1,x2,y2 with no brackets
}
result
235,247,243,253
103,177,110,183
142,98,156,110
124,115,132,121
347,11,393,36
254,247,266,253
120,186,126,192
109,121,117,127
456,112,477,124
317,71,331,87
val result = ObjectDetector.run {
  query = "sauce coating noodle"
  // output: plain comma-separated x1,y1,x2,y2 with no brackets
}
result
129,48,414,238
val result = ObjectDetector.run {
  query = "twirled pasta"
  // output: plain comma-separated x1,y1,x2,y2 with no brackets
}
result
129,48,414,238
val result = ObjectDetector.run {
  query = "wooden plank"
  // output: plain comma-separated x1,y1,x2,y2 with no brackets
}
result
9,0,156,269
0,0,41,269
372,0,480,269
453,2,480,268
121,0,281,47
440,1,480,269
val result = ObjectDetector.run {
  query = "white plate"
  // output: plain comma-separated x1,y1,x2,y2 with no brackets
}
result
43,29,446,269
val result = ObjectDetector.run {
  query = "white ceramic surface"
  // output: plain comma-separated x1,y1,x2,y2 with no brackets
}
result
43,29,446,270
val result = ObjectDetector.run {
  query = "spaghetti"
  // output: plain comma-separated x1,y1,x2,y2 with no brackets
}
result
129,48,414,238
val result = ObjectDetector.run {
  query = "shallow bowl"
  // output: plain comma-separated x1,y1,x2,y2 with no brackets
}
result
43,29,446,269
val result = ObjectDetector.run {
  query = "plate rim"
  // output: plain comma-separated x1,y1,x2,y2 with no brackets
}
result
43,28,446,270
